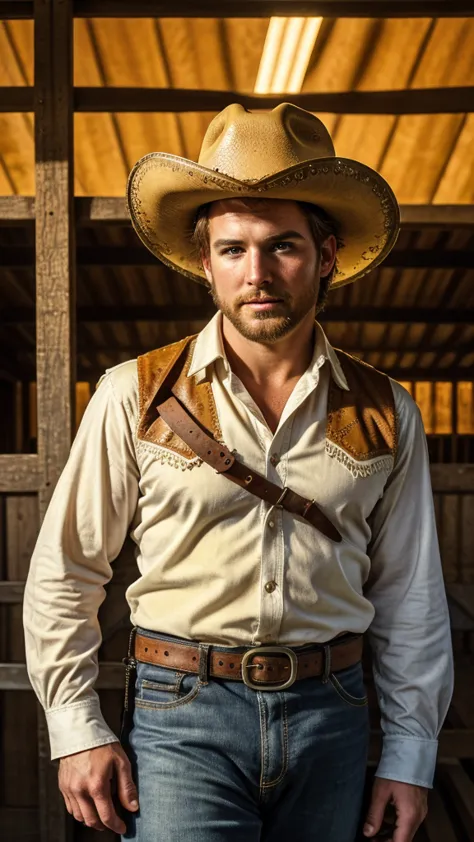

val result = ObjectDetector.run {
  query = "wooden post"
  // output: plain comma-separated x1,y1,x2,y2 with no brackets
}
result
34,0,75,840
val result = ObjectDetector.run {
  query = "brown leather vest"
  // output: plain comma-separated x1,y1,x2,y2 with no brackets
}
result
136,334,397,476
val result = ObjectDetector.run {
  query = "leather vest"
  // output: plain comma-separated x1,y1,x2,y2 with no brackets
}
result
136,334,397,477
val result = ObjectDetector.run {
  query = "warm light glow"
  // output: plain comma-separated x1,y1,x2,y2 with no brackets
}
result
254,18,286,94
254,16,323,94
287,17,323,93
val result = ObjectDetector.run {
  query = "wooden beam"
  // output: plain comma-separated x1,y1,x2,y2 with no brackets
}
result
75,340,474,356
75,86,474,115
400,205,474,229
71,1,474,16
0,581,25,603
430,464,474,493
1,198,474,230
383,368,474,381
2,1,474,19
35,0,75,510
0,454,41,492
0,196,35,223
3,305,474,325
3,86,474,114
35,1,75,840
1,246,473,268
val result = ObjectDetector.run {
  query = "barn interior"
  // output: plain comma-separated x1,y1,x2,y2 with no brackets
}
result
0,3,473,841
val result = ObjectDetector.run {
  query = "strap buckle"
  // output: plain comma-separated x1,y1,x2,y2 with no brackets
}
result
275,487,289,508
241,646,298,691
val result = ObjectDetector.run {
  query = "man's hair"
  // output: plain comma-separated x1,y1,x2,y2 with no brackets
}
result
191,198,343,311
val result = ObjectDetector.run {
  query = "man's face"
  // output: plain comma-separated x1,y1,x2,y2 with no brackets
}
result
201,199,334,345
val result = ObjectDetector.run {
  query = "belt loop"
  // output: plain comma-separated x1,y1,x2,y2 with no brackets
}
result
198,643,210,684
321,644,331,684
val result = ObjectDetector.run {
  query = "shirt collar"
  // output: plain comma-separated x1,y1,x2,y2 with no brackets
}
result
187,311,349,391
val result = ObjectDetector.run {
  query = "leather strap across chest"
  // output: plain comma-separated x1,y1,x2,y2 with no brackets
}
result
157,395,341,543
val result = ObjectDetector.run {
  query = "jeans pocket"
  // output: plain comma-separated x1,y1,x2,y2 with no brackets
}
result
135,663,201,710
328,663,368,708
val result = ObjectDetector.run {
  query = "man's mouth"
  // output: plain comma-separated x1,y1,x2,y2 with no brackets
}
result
243,297,284,310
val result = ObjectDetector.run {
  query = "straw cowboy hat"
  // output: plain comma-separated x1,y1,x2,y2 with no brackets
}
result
127,103,400,288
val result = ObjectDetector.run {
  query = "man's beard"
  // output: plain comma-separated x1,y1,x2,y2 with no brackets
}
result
210,278,319,344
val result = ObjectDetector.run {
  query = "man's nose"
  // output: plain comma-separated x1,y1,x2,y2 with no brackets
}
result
246,248,272,287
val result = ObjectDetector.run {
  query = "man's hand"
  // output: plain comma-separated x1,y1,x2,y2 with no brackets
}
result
363,777,428,842
58,742,139,834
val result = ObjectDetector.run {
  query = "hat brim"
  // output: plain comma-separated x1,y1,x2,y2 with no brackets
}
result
127,152,400,288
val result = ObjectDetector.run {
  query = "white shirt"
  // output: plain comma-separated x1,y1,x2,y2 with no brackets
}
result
24,314,453,787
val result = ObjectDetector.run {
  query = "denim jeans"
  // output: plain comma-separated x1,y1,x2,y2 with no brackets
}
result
123,630,370,842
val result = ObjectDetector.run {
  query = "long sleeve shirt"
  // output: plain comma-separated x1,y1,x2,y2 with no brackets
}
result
23,313,453,786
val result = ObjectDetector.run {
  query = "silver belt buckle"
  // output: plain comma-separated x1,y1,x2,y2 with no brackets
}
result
241,646,298,691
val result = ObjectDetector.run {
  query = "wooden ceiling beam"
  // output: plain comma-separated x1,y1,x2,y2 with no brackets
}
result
2,305,474,324
2,86,474,114
74,86,474,115
2,198,474,229
3,1,474,19
74,341,474,355
77,362,474,382
377,368,474,381
2,246,474,268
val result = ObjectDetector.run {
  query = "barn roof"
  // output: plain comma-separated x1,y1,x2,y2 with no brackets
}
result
0,12,473,382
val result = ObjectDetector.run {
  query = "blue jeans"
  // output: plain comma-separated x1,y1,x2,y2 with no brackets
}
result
123,630,370,842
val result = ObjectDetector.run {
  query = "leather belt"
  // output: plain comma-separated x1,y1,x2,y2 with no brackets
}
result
134,633,363,692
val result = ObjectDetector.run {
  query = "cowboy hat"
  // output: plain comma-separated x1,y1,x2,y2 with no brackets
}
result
127,103,400,288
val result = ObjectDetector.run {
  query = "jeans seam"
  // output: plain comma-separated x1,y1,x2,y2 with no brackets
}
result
257,692,268,800
135,681,202,710
261,696,289,788
329,674,368,707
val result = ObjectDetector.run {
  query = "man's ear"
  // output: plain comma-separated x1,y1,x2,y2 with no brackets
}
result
319,235,337,277
201,251,213,285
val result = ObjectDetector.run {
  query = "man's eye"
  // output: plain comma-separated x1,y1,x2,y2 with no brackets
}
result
273,242,293,251
222,247,242,256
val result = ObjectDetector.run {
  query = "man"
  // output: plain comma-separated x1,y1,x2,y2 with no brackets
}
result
24,104,453,842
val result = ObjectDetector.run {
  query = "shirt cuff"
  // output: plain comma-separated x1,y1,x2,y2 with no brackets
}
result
45,697,120,760
375,735,439,789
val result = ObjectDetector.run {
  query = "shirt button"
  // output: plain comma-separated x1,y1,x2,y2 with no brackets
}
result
270,453,280,466
268,520,275,528
265,581,277,593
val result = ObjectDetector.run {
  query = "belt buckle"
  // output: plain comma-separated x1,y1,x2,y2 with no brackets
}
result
241,646,298,691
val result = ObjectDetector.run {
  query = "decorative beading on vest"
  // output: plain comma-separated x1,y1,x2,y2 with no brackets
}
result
326,351,397,478
136,336,397,477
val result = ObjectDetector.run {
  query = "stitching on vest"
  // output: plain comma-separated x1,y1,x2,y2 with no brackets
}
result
325,441,394,478
136,440,204,471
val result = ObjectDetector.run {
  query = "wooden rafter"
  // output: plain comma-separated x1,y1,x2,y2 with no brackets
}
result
72,340,474,356
2,85,474,114
2,305,474,324
2,197,474,232
0,454,40,491
2,1,474,20
1,246,473,268
2,197,474,229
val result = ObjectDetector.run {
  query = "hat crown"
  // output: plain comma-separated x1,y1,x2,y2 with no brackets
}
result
199,103,335,182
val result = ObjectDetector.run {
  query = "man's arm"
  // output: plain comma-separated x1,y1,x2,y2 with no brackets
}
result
23,367,140,760
364,381,453,790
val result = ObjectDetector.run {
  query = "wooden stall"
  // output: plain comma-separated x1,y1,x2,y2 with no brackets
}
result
0,2,473,840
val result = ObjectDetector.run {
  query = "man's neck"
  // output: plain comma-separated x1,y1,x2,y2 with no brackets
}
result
221,311,316,390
